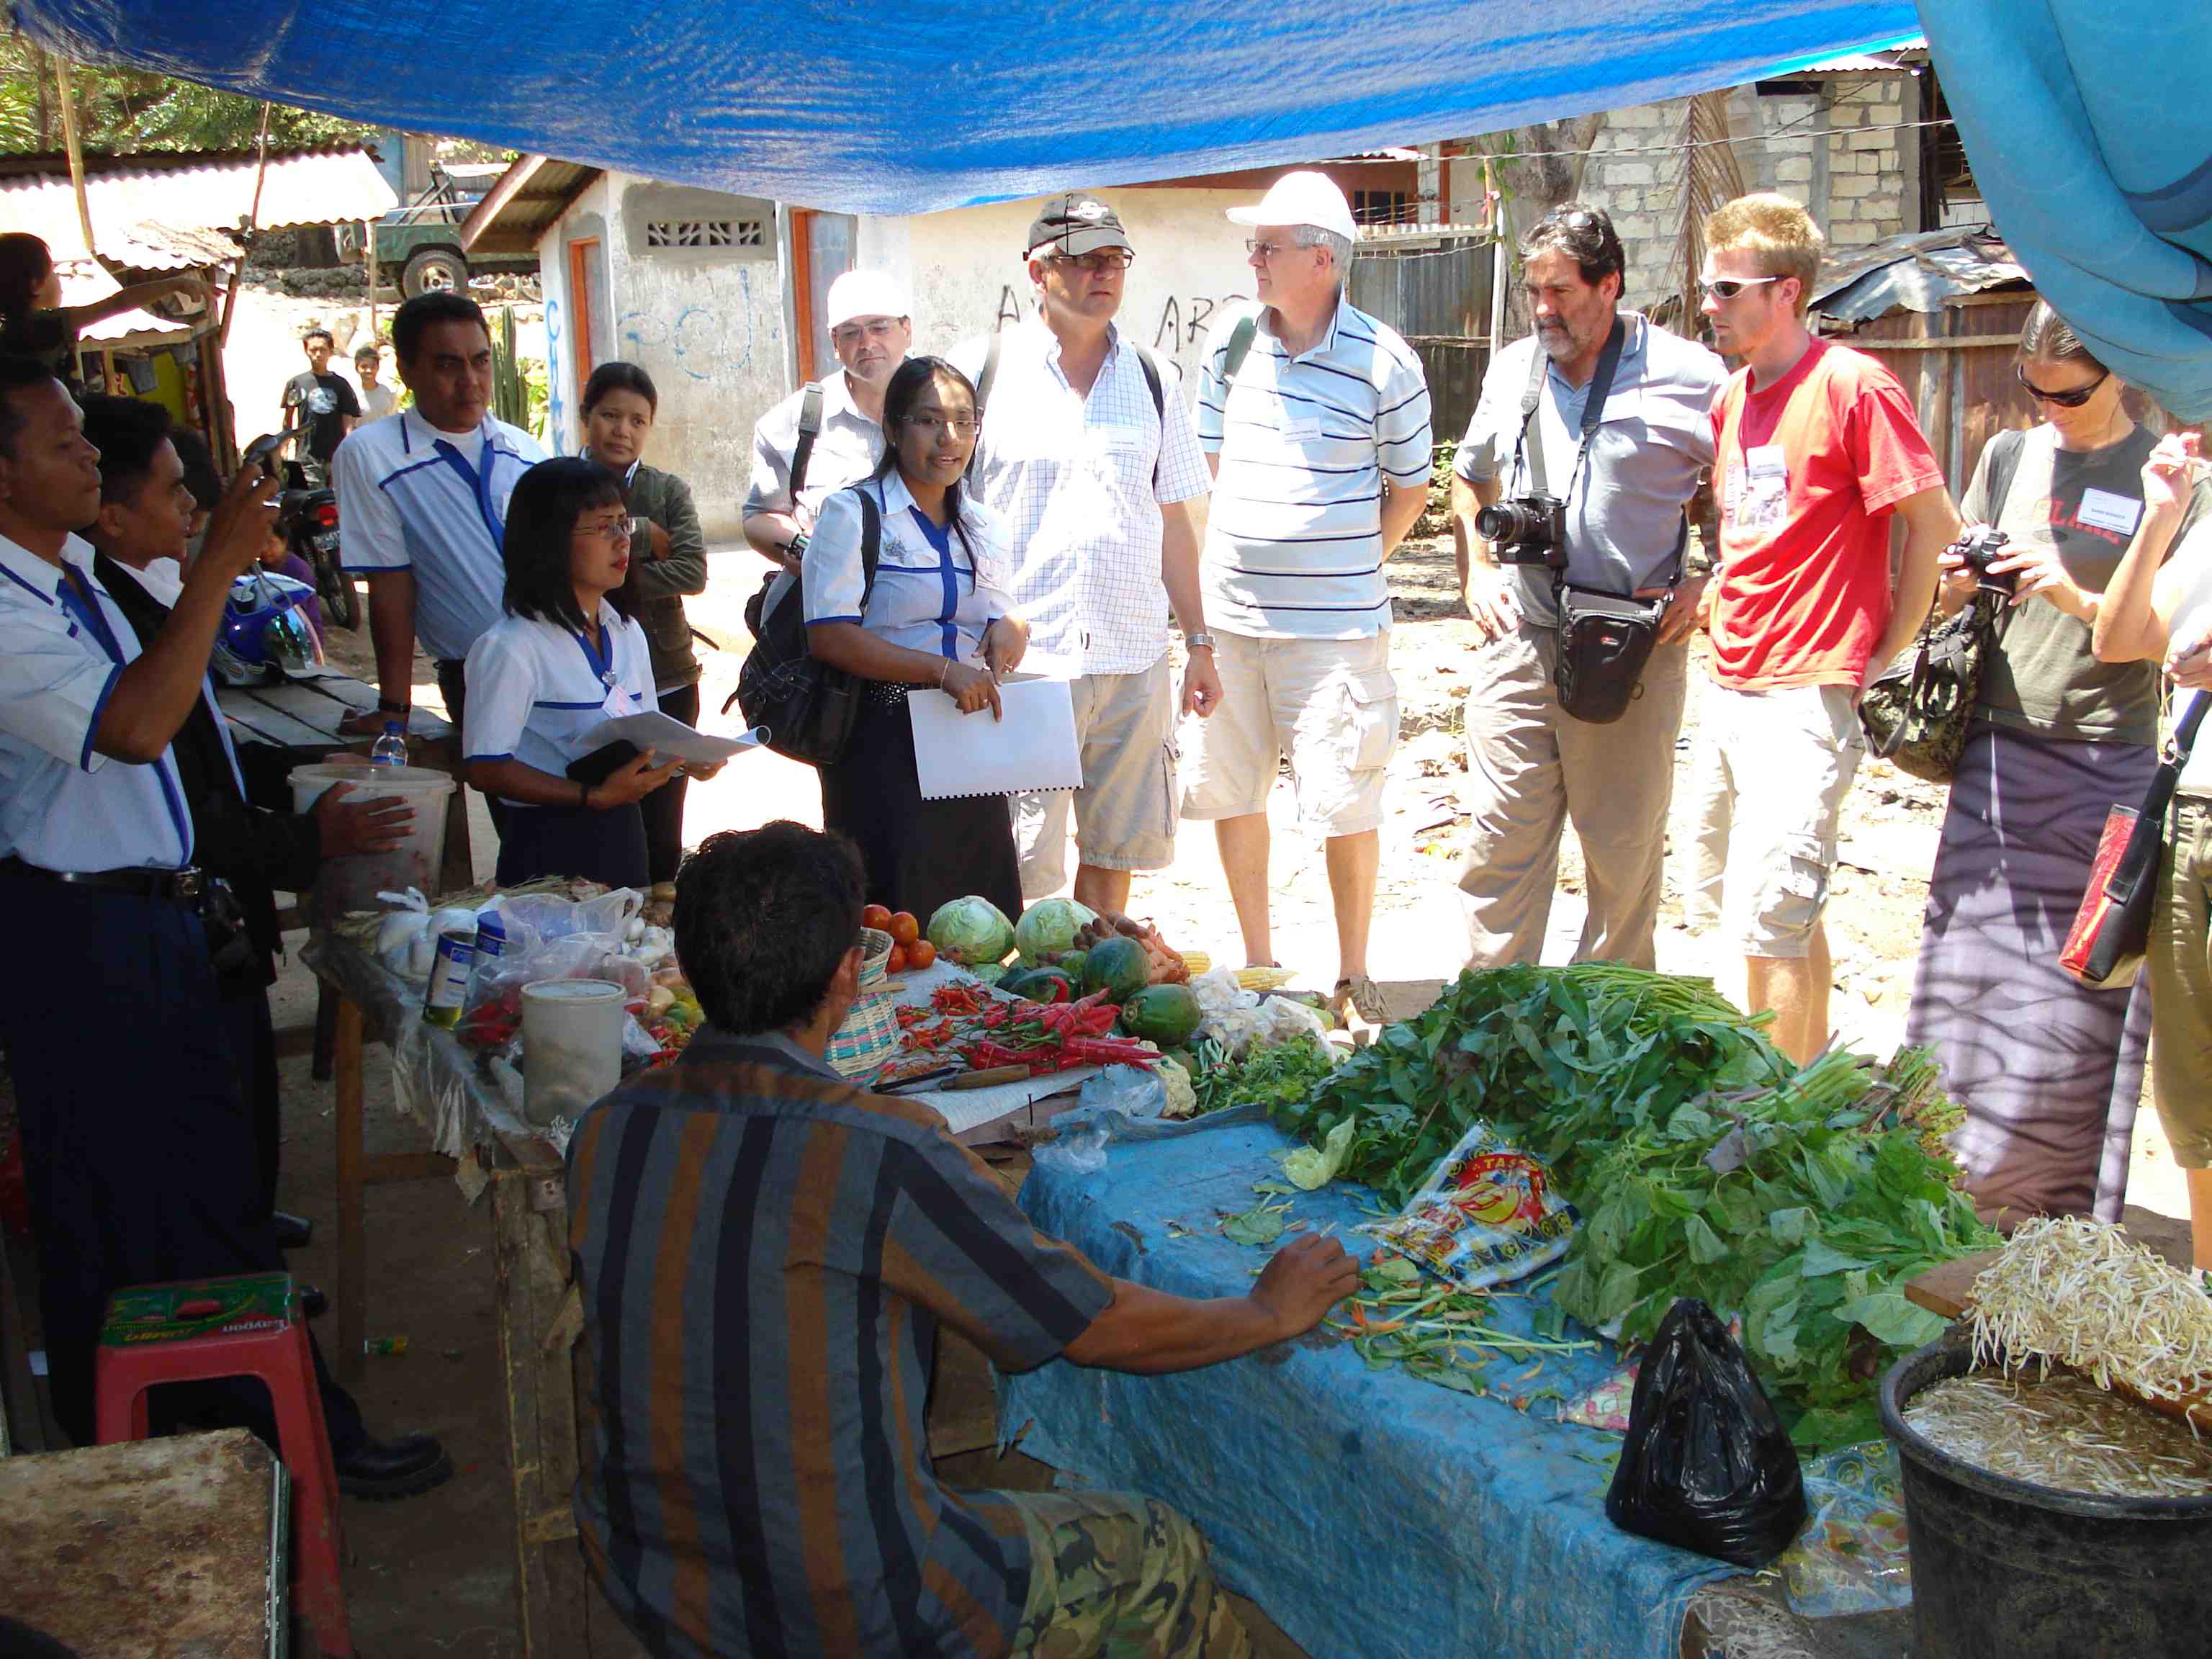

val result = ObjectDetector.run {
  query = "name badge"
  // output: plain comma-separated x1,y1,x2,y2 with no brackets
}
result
1280,415,1323,442
1745,444,1787,482
2075,487,2143,536
601,686,641,718
1095,425,1143,454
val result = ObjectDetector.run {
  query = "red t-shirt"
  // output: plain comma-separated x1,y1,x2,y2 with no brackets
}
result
1708,338,1945,690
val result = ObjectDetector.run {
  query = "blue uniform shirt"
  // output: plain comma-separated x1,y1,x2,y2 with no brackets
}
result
333,408,547,665
0,532,199,871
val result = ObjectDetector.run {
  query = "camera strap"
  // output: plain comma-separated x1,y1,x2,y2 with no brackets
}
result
1516,314,1626,504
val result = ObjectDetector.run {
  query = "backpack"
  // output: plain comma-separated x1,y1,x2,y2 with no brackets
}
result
730,490,881,767
1856,427,2027,782
971,326,1171,483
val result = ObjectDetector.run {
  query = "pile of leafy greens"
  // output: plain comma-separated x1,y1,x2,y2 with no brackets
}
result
1269,963,1995,1449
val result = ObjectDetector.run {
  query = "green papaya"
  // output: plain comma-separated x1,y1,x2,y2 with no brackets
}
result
1120,984,1204,1046
1081,935,1151,1002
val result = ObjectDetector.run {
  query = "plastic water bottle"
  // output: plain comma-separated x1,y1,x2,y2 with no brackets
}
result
370,721,408,767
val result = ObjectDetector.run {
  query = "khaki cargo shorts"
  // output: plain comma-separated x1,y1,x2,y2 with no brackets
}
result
1179,630,1398,838
1014,657,1178,899
2151,796,2212,1168
1685,681,1864,958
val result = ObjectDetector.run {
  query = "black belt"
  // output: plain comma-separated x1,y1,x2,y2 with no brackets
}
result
1,857,204,905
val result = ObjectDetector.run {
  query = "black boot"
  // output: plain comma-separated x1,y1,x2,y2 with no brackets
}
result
334,1432,454,1501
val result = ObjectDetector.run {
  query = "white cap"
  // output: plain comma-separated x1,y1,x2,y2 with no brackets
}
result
1226,171,1358,242
825,269,911,330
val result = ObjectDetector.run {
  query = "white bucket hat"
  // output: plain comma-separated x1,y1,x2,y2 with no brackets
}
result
1226,171,1358,242
826,269,911,330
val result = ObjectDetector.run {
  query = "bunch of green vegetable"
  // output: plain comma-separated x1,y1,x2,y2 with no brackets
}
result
1186,1033,1339,1118
1270,964,1995,1449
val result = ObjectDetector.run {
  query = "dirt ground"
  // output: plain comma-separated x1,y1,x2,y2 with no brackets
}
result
4,292,2188,1651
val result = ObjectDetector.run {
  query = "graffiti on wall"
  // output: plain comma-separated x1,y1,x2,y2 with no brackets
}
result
543,294,565,445
1154,293,1251,352
619,267,757,385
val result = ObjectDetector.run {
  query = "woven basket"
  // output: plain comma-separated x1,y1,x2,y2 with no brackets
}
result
858,927,894,985
827,986,900,1078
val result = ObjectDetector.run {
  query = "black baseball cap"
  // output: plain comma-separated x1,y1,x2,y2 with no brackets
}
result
1025,192,1133,259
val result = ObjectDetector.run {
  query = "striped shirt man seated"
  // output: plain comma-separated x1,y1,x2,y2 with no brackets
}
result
566,822,1359,1658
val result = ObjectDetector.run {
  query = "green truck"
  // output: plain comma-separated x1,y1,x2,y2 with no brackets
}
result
336,162,536,297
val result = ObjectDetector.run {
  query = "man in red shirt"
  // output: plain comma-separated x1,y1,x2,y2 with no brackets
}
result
1691,194,1959,1063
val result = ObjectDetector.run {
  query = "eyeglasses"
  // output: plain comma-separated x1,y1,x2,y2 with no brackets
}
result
576,516,633,543
1699,275,1782,300
830,318,904,347
904,413,979,439
1246,238,1302,261
2015,361,2110,409
1046,249,1135,274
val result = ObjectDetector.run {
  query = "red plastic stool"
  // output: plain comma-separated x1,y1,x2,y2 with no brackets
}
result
94,1272,351,1658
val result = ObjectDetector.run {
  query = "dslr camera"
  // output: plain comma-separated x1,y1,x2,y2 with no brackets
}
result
1475,493,1568,568
1954,526,2014,597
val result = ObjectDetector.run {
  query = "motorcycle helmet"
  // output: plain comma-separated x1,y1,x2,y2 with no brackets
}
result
216,566,325,684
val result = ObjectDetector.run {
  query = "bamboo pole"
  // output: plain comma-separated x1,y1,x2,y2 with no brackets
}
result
217,102,275,351
50,56,96,261
365,222,379,337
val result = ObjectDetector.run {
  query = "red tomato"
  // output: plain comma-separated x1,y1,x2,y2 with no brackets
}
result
889,911,921,945
907,938,937,970
861,904,894,932
886,944,909,974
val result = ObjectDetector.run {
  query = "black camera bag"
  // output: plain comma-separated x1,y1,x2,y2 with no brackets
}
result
1516,320,1675,723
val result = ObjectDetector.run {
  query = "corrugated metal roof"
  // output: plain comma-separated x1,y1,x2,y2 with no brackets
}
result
49,259,195,346
460,156,601,256
0,145,397,269
1811,225,2028,323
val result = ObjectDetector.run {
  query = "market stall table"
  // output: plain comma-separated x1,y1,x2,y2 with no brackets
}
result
300,923,623,1659
0,1429,284,1656
1001,1105,1849,1659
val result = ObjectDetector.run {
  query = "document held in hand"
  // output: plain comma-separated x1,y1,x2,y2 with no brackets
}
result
578,711,768,767
907,676,1083,800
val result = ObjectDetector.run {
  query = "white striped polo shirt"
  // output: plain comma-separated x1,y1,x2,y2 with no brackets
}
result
1195,296,1432,639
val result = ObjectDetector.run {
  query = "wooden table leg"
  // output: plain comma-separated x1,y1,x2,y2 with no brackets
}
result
334,996,366,1389
492,1159,590,1658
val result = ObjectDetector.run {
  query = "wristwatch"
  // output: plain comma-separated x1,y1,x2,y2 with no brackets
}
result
1185,631,1219,653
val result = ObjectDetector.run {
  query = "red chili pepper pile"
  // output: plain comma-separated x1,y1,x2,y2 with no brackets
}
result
891,984,1158,1076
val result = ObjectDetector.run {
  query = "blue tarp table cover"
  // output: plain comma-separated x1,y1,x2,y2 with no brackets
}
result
999,1107,1736,1659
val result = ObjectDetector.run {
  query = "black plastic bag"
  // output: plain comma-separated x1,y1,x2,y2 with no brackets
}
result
1605,1298,1807,1567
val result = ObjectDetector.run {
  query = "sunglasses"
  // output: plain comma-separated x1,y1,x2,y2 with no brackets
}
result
2015,362,2110,409
1699,275,1781,300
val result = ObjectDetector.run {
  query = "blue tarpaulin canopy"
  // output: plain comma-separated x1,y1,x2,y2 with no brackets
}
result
14,1,1915,214
14,4,2211,415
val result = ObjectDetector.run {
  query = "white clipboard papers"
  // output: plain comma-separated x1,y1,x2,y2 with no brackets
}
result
907,677,1082,800
577,711,768,768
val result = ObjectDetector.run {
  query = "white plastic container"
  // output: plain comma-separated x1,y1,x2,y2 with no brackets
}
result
521,979,626,1125
288,762,456,925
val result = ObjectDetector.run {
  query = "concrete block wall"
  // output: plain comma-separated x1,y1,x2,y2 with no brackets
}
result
1445,73,1920,318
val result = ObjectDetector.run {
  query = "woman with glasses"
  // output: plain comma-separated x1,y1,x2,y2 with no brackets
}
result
464,458,703,887
1905,300,2205,1223
801,356,1030,922
581,361,709,884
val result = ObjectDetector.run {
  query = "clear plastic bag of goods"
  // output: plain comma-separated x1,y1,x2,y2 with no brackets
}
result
1362,1119,1578,1292
1776,1442,1910,1617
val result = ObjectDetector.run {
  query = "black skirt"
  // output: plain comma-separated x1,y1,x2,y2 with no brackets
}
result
819,690,1022,925
494,800,650,889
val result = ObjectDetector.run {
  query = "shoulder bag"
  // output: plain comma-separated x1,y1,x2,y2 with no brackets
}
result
2061,688,2208,988
1856,428,2027,781
728,490,881,766
1522,320,1676,725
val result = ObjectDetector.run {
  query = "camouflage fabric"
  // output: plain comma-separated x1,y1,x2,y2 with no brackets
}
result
1010,1490,1251,1658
